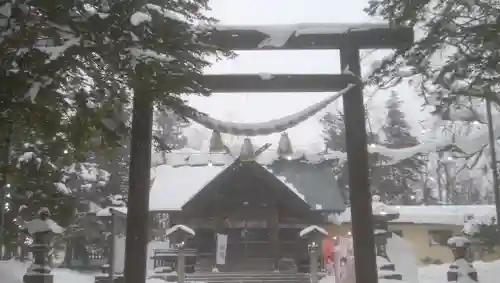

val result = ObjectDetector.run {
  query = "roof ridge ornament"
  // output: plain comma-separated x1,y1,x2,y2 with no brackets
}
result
239,138,255,161
209,131,226,153
277,132,293,159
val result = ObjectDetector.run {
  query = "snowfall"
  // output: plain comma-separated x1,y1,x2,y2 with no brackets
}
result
1,259,499,283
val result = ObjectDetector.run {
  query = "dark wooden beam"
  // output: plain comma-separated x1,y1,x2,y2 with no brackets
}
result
340,39,378,283
209,24,413,50
203,74,355,93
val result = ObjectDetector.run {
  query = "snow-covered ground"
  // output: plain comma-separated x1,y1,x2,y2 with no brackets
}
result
419,260,498,283
1,259,499,283
0,260,163,283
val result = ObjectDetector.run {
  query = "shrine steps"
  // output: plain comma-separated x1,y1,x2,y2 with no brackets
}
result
196,258,278,272
152,272,311,283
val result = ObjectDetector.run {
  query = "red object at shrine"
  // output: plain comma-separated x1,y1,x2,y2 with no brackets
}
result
323,237,334,261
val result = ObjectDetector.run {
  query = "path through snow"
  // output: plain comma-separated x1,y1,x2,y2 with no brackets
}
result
1,259,500,283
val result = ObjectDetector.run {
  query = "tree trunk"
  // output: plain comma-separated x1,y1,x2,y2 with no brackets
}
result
124,89,154,283
436,164,443,203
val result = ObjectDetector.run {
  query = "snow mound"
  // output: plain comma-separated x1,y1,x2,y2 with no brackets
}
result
387,233,418,283
2,258,500,283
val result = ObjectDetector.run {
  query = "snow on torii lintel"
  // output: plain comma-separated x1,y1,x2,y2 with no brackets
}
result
299,225,329,238
166,224,196,237
214,22,390,48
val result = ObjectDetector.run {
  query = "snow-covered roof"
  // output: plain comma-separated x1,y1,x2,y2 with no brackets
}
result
338,205,496,226
149,159,345,212
149,164,227,211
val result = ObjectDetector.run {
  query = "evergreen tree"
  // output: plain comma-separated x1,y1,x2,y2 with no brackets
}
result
1,0,230,247
364,0,500,114
471,218,500,255
321,111,385,203
378,92,424,204
153,109,189,152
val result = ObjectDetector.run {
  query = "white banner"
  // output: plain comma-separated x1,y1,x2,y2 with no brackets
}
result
113,235,126,273
215,233,228,265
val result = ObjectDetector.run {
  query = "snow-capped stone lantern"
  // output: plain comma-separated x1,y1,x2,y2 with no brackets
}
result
461,214,479,262
166,225,196,283
447,236,478,282
299,225,329,283
371,195,403,281
23,208,64,283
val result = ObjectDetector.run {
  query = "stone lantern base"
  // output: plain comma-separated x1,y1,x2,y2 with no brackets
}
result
377,256,403,281
93,275,125,283
23,273,54,283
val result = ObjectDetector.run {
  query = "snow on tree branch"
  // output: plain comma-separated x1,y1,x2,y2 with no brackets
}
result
368,113,500,164
62,162,111,193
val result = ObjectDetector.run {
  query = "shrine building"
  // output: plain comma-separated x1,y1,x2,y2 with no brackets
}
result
148,151,345,272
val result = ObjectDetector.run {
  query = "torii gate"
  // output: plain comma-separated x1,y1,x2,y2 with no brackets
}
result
124,23,413,283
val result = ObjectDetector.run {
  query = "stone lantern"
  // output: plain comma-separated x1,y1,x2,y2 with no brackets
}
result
165,224,195,283
23,208,64,283
299,225,329,283
371,195,402,281
447,236,478,282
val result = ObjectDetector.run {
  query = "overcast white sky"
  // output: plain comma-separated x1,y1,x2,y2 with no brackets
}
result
183,0,430,151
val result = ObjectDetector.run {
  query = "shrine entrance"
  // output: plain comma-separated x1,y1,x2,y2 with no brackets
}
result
181,159,315,271
125,20,414,283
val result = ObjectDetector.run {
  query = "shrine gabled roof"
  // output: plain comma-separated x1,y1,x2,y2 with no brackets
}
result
149,157,345,212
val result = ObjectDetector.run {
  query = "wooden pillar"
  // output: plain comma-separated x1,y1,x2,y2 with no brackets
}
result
213,214,224,271
269,209,280,270
109,211,118,279
339,35,378,283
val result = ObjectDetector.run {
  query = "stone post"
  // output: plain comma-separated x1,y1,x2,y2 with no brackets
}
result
176,242,186,283
165,225,195,283
299,225,329,283
447,236,478,282
371,195,402,281
308,242,319,283
23,208,63,283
